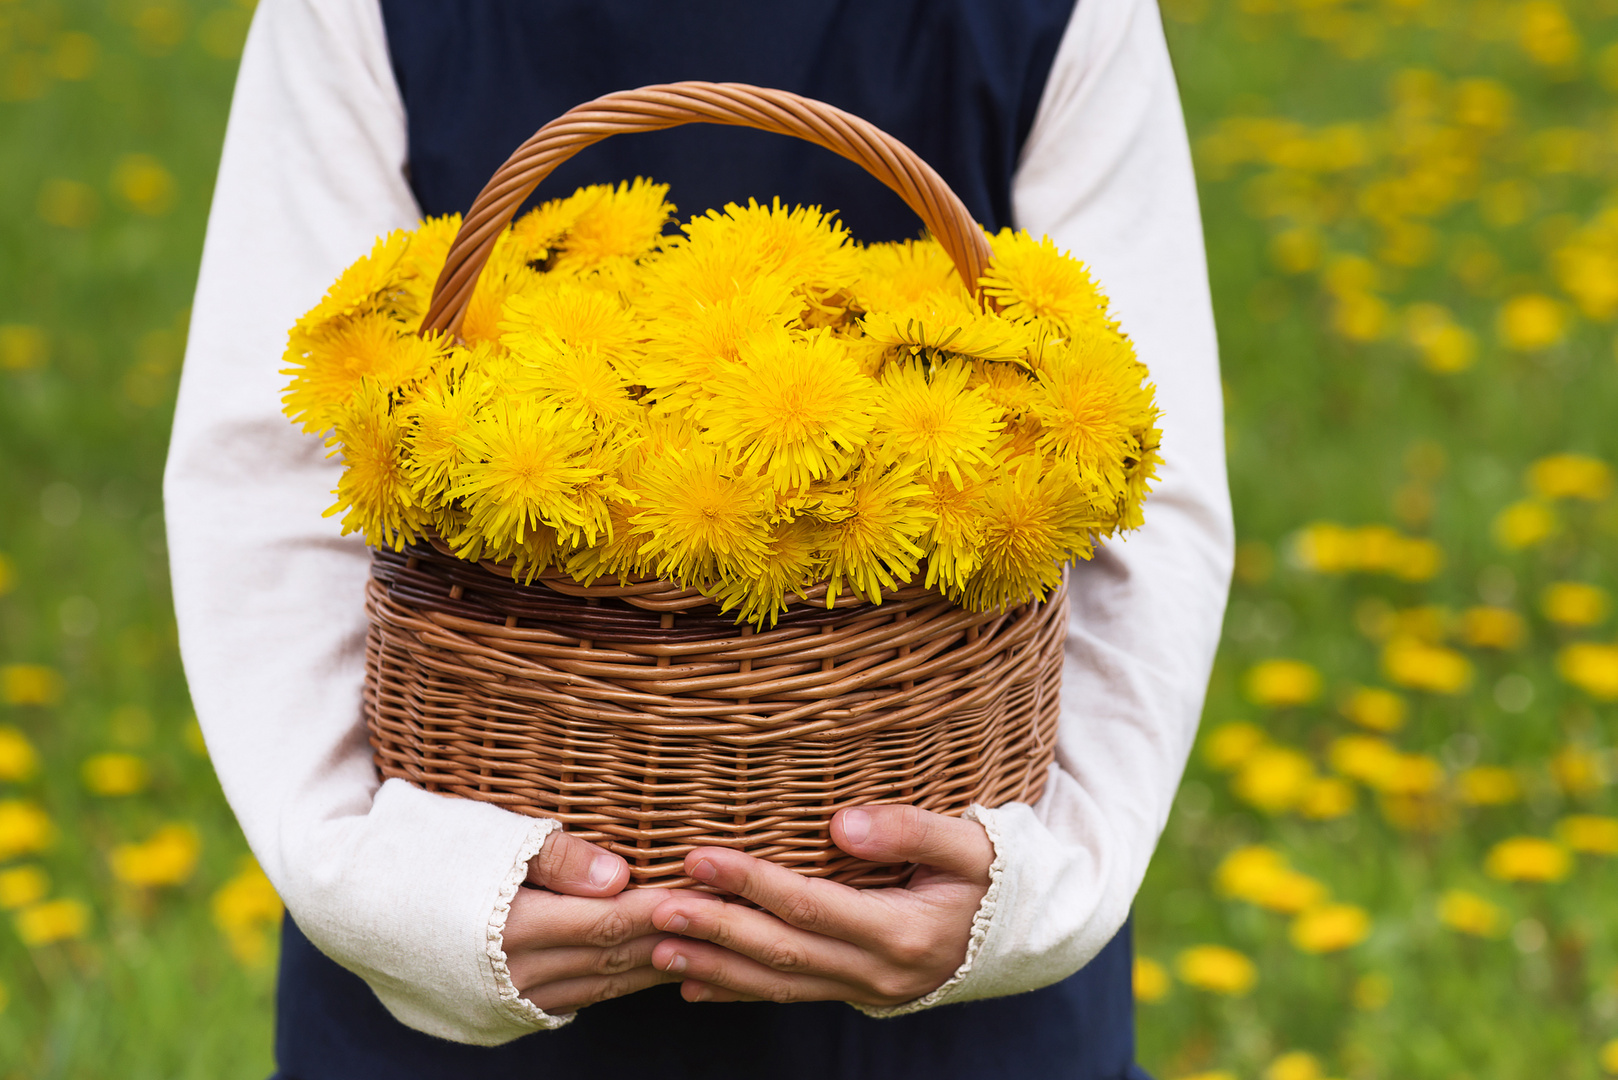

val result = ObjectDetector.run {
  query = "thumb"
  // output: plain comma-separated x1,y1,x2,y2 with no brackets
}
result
526,829,630,896
830,805,993,883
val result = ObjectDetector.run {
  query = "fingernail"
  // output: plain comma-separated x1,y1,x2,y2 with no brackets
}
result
589,853,618,889
692,859,717,883
691,984,710,1002
663,912,689,933
664,953,687,974
842,809,871,845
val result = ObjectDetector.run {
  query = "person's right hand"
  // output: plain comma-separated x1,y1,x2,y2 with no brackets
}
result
502,829,707,1014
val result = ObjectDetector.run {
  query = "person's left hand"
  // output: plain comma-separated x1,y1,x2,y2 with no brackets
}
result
648,804,994,1007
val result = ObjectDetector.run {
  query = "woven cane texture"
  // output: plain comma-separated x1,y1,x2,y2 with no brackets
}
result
364,543,1066,889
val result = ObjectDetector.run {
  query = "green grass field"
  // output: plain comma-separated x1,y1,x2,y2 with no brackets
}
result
3,0,1618,1076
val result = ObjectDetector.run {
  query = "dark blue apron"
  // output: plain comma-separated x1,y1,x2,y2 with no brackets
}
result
272,3,1150,1074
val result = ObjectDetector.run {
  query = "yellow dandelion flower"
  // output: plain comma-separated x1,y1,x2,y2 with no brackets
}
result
856,237,968,311
969,360,1040,423
1246,659,1323,707
961,458,1102,611
1528,453,1612,501
1556,814,1618,855
1457,765,1521,806
281,314,445,434
1133,956,1171,1003
1232,745,1316,814
704,328,879,489
1032,333,1157,502
1437,889,1504,937
1290,903,1371,953
1459,606,1526,650
0,801,54,860
549,178,674,273
502,280,643,364
0,727,39,782
401,357,492,509
1265,1051,1326,1080
980,229,1111,337
81,752,149,797
0,865,48,910
918,470,987,593
875,359,1003,489
510,341,639,430
213,858,283,966
1493,499,1558,550
1339,686,1407,732
110,823,200,888
638,276,800,411
1,665,62,707
631,445,773,586
1542,581,1610,627
859,292,1036,366
1484,836,1571,883
297,230,412,328
677,198,857,300
815,460,936,606
1202,721,1268,771
324,380,424,551
459,229,542,345
1176,944,1257,996
1329,734,1401,787
1558,642,1618,699
15,898,89,946
1299,777,1356,820
712,516,829,625
450,398,602,551
509,197,588,265
1382,636,1473,694
396,213,462,319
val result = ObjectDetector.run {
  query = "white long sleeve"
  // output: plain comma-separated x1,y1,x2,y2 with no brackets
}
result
165,0,1229,1044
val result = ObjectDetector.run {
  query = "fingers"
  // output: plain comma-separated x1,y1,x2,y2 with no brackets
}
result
831,805,993,883
650,894,867,977
527,830,629,897
522,965,678,1014
505,884,710,952
508,933,669,991
682,848,882,946
649,938,859,1005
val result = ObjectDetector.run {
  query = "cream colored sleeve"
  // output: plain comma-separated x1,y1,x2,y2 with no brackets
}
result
861,0,1232,1015
163,0,562,1044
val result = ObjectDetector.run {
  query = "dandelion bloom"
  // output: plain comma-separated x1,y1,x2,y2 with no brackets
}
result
213,859,284,965
1457,765,1521,806
1437,889,1504,937
1496,293,1568,351
1175,944,1258,996
1529,453,1613,501
1329,734,1401,787
1290,903,1372,953
0,726,39,782
81,753,149,797
1550,746,1607,797
1484,837,1572,883
1245,659,1323,708
1233,745,1316,814
1215,845,1329,912
0,800,55,861
1132,956,1170,1003
1339,687,1407,732
1556,814,1618,855
1202,721,1268,771
1264,1051,1325,1080
1558,643,1618,700
1382,636,1473,694
0,665,63,707
0,865,49,910
1601,1036,1618,1075
1460,606,1526,650
1299,777,1357,820
14,898,89,946
1492,500,1557,550
1542,582,1610,628
110,823,201,888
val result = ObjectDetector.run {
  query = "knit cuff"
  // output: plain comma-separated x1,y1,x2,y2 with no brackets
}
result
485,816,575,1031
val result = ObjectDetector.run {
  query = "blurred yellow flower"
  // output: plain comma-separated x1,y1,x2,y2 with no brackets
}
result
1245,659,1323,707
1216,844,1330,912
0,326,47,372
112,154,177,216
1516,0,1581,70
1264,1051,1324,1080
1176,1073,1236,1080
1529,453,1613,501
1332,291,1391,342
1556,814,1618,855
1271,227,1323,274
1290,903,1371,953
1601,1036,1618,1075
1379,753,1445,796
1176,944,1258,995
0,866,49,910
1550,745,1607,797
0,726,40,782
1292,522,1442,581
1383,636,1473,694
1353,972,1391,1010
212,858,284,965
1453,78,1514,131
1202,721,1268,771
1558,642,1618,700
81,753,150,797
1299,777,1357,820
1330,734,1401,787
1542,582,1610,627
15,898,89,946
1133,956,1171,1003
1459,606,1526,650
1493,499,1558,550
1404,303,1477,374
1339,686,1407,732
0,800,55,860
1457,765,1522,806
1484,836,1572,883
0,665,63,707
110,823,201,888
1437,889,1505,937
1497,294,1568,351
1233,745,1317,813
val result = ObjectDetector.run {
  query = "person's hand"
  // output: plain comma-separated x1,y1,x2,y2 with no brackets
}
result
647,804,993,1007
502,829,708,1013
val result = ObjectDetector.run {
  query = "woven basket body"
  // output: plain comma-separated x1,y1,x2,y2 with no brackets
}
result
361,82,1070,888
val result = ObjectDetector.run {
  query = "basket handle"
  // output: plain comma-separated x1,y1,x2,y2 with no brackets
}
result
420,81,995,336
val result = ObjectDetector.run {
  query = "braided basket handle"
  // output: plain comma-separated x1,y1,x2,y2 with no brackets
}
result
421,81,995,336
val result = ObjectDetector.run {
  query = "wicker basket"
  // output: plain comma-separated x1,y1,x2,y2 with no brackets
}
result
363,82,1069,889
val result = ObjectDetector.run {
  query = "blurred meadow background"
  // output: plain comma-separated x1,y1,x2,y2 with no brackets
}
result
1,0,1617,1076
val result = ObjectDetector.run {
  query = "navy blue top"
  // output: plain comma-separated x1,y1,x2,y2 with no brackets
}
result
379,0,1077,237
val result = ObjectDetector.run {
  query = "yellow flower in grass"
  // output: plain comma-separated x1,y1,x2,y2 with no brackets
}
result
960,459,1101,611
980,229,1112,339
325,381,425,552
0,727,40,781
1460,606,1526,650
1329,735,1401,787
1458,765,1521,806
1202,721,1268,771
1175,945,1257,996
1133,956,1170,1003
1,665,63,707
0,801,54,860
110,823,201,888
1382,636,1472,694
281,313,444,434
0,866,48,910
1543,582,1610,627
1437,889,1505,937
1497,293,1568,351
1216,845,1329,912
1177,1073,1236,1080
1559,643,1618,700
632,445,774,588
1602,1037,1618,1075
81,753,149,797
1551,745,1607,798
1529,454,1613,501
15,898,88,946
213,858,284,966
1493,500,1557,550
1299,777,1356,820
875,359,1003,489
1264,1051,1325,1080
1340,687,1407,732
1233,745,1316,814
1557,815,1618,855
1245,659,1322,708
1290,903,1371,953
1484,837,1571,883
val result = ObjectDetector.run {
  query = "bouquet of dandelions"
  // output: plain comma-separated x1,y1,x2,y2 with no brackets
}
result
280,179,1161,626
